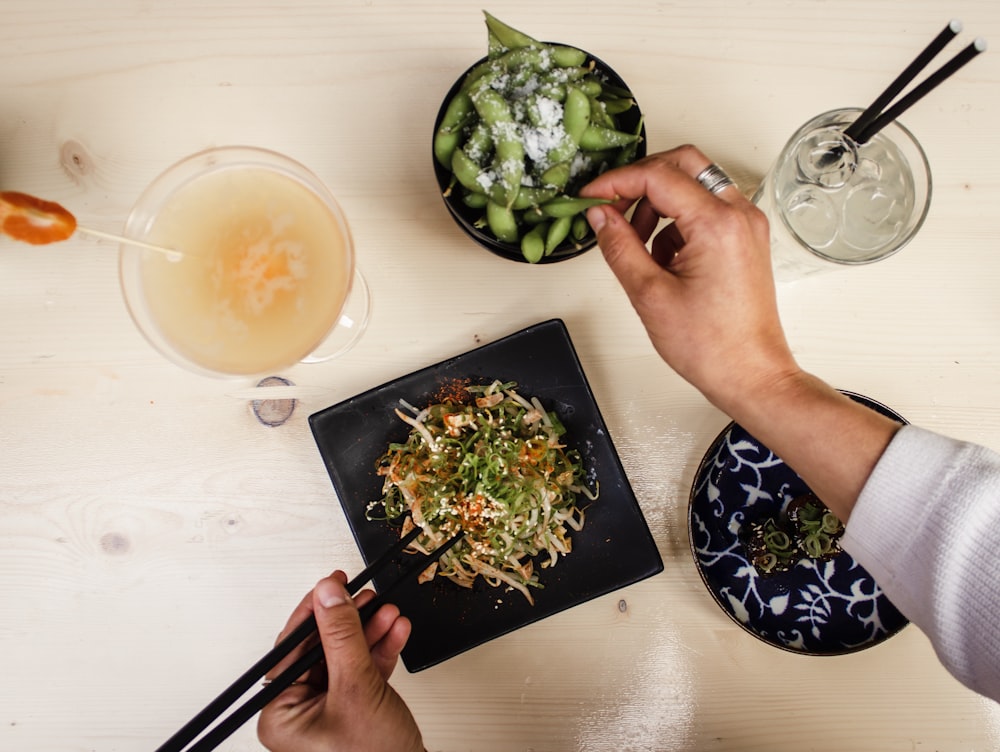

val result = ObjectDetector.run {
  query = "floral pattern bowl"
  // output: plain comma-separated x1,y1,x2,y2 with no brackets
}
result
688,392,909,655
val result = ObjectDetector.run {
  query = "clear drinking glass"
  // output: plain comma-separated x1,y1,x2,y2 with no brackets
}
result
119,147,370,378
753,108,932,282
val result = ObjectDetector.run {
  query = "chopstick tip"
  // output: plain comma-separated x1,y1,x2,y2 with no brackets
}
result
949,18,963,34
974,37,988,53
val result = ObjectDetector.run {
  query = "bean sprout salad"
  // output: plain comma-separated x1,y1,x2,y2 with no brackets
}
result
367,380,597,604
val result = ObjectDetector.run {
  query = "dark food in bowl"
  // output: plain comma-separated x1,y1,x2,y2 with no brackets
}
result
743,493,845,575
433,12,645,263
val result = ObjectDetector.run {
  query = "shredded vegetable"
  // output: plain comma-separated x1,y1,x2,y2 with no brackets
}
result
366,379,596,604
744,493,844,575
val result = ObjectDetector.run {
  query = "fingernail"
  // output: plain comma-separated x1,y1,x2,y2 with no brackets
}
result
316,579,347,609
586,205,607,232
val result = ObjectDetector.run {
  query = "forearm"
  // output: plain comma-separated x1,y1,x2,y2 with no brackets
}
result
580,148,901,522
707,368,901,522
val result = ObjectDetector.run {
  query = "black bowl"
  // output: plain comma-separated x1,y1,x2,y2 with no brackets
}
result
432,46,646,264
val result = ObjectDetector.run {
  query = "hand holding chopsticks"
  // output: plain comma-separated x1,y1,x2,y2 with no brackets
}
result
155,527,463,752
844,19,987,144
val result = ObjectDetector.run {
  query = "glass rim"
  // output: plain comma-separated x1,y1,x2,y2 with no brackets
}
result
774,107,933,266
118,145,357,378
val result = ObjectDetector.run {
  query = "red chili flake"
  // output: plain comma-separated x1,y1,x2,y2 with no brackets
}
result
433,377,473,405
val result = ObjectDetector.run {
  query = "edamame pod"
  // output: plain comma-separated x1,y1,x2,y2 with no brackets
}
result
600,82,634,99
521,209,547,227
535,81,567,101
512,186,558,210
587,97,616,129
539,196,612,218
545,215,572,255
486,199,519,243
540,65,591,85
549,45,588,68
563,86,591,145
484,11,540,51
464,121,493,164
615,115,645,167
467,47,576,95
473,88,523,207
434,91,473,168
602,97,636,116
571,215,590,241
461,63,501,95
462,191,489,209
434,130,463,172
490,184,556,210
540,161,571,190
521,223,547,263
581,149,617,167
487,30,504,58
577,78,603,98
546,132,579,166
579,124,640,150
452,148,488,194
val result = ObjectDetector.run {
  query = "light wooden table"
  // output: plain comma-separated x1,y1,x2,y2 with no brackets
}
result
2,2,999,750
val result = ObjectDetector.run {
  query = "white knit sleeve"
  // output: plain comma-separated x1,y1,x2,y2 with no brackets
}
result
842,424,1000,701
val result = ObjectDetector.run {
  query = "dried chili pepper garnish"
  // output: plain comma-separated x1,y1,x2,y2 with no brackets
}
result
0,191,77,245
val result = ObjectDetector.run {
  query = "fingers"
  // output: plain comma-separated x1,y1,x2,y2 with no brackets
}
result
265,571,350,690
351,591,409,680
586,203,680,302
259,573,419,752
263,572,411,706
629,197,662,244
369,613,411,681
581,145,748,223
650,222,686,268
311,577,387,713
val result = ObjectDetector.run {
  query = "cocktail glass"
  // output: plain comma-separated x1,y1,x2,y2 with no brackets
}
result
119,146,369,378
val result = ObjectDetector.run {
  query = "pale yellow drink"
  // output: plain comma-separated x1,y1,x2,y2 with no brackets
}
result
134,165,351,375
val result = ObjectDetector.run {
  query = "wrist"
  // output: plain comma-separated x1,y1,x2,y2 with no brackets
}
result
699,345,806,425
709,366,900,521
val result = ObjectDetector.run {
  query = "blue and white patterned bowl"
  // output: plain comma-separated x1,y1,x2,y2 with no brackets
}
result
688,392,909,655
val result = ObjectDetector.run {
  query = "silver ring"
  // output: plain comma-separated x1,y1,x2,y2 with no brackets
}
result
695,163,736,194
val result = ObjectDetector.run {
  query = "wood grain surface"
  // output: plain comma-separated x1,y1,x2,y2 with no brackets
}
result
2,1,999,750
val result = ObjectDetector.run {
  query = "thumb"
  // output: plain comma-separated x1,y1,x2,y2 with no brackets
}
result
312,577,382,704
587,204,677,298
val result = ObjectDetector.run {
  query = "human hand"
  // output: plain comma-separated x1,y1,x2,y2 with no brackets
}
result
583,146,900,521
580,146,800,413
257,572,424,752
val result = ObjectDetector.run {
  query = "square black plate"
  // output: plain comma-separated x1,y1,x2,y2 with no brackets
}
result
309,319,663,671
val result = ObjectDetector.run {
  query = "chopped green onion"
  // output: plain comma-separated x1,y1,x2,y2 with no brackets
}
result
368,379,596,604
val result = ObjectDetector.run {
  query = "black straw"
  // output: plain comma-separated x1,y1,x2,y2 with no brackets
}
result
843,19,963,143
855,37,987,144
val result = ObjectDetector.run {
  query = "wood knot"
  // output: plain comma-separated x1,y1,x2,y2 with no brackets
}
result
99,532,131,556
252,375,296,426
60,140,94,184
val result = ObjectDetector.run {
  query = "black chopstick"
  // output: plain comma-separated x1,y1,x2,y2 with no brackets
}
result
854,37,987,144
182,530,465,752
843,19,962,143
154,523,455,752
181,530,465,752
